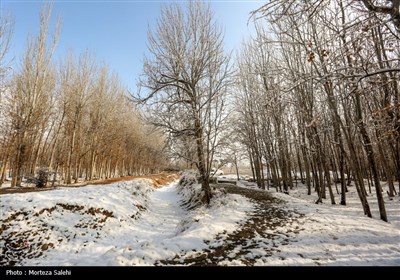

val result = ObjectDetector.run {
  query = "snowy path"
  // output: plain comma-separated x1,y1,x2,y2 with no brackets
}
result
112,183,188,265
117,182,253,266
95,182,252,266
132,183,184,241
62,183,189,266
12,182,187,266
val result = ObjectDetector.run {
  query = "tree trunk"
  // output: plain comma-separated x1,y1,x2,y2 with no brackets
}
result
355,94,388,221
194,116,212,204
12,132,26,188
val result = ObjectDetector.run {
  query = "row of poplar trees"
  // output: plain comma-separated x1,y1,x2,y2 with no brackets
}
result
0,5,166,189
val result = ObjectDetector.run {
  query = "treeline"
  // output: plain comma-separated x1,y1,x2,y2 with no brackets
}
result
234,0,399,221
0,6,166,188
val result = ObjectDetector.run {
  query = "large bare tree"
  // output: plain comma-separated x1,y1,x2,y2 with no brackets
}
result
137,1,232,203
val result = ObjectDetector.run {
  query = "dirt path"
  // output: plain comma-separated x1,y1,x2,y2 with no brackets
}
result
0,172,179,195
159,184,306,266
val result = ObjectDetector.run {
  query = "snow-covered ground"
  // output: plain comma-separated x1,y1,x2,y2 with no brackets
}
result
265,182,400,266
0,177,253,266
1,173,399,266
0,179,154,265
229,179,400,266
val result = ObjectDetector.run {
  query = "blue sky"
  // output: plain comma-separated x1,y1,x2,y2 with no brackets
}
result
2,0,263,91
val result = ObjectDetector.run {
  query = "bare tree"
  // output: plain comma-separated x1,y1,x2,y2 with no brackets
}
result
137,1,232,203
8,4,60,187
254,0,399,37
0,13,13,80
0,14,14,187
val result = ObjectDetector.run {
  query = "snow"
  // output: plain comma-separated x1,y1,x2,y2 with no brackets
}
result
1,173,399,266
0,177,253,266
170,180,254,262
222,180,400,266
263,183,400,266
0,181,11,189
0,179,154,266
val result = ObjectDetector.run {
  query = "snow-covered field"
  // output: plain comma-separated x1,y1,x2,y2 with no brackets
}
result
0,179,154,265
266,183,400,266
0,177,253,266
1,173,399,266
205,175,400,266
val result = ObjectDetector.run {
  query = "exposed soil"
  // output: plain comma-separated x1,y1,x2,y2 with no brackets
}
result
0,172,179,195
159,184,306,266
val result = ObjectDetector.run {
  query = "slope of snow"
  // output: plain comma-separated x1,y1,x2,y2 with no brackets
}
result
1,178,254,266
0,180,154,266
169,179,254,263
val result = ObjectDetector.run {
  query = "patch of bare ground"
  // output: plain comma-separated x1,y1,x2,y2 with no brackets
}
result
0,172,179,195
159,184,306,266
